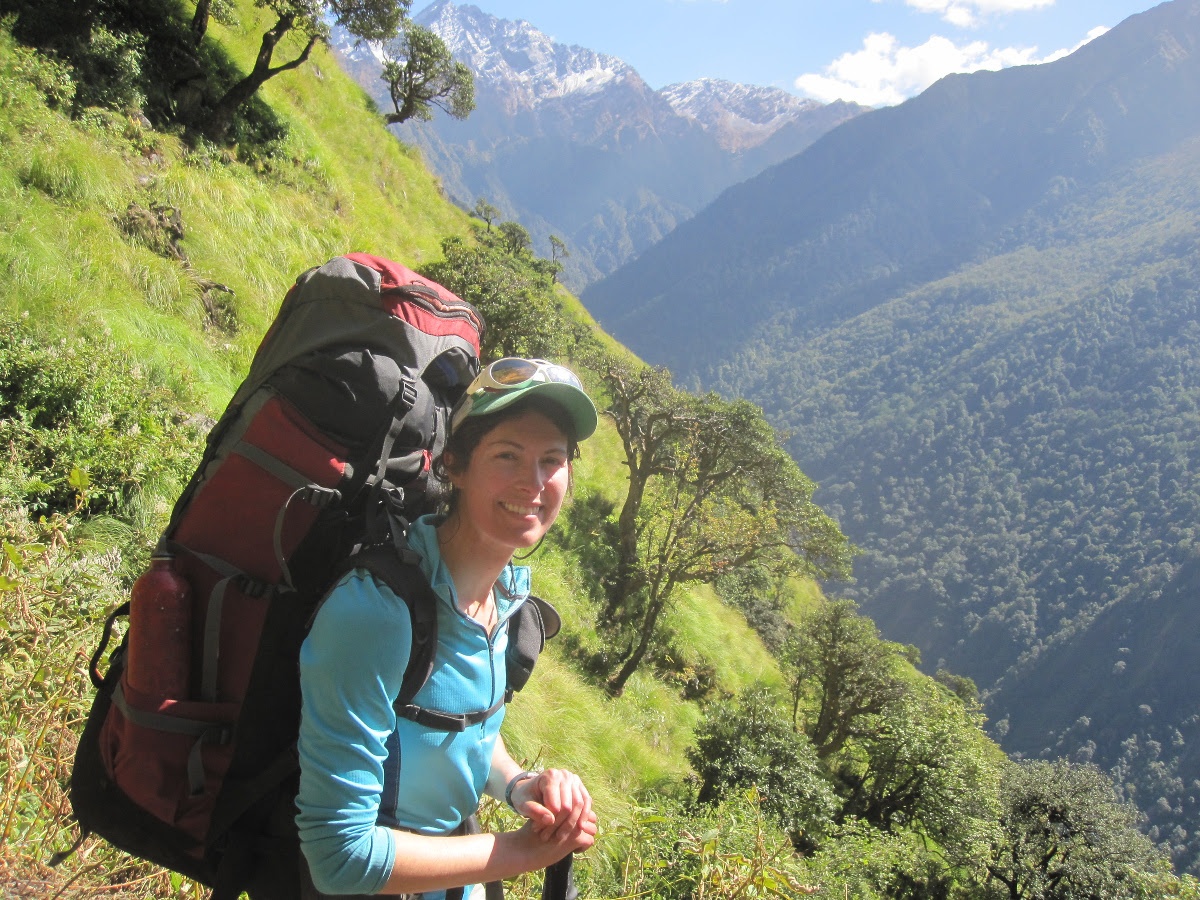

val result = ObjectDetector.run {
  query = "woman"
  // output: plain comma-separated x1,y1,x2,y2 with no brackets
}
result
295,357,600,899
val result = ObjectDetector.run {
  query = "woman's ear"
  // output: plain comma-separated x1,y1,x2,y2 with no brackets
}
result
441,450,463,484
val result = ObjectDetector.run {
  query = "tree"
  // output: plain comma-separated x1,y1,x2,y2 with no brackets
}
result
836,680,1001,855
380,22,474,125
547,235,568,284
983,759,1166,899
199,0,410,142
472,198,500,231
689,685,837,849
498,221,532,256
420,235,569,360
782,599,908,759
591,353,853,696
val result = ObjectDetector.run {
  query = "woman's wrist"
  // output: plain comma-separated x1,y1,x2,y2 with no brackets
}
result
504,770,540,812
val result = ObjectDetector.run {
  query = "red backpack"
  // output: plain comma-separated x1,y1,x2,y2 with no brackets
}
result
61,254,552,896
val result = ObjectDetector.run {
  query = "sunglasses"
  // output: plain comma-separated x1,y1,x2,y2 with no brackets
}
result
451,357,584,431
469,357,583,393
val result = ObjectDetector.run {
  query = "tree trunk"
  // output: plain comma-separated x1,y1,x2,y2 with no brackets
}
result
203,15,315,143
605,590,667,697
191,0,212,45
602,470,646,623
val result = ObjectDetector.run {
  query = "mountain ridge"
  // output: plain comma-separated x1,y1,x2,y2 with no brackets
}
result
331,0,866,288
582,0,1200,371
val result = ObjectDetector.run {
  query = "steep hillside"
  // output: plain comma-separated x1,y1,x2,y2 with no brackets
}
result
581,0,1200,873
0,7,780,890
6,5,1196,895
332,0,865,289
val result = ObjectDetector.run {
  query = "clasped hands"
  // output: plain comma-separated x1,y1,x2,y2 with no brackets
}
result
508,768,597,854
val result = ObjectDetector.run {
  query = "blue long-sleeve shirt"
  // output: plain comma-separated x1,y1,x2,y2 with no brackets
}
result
295,516,531,895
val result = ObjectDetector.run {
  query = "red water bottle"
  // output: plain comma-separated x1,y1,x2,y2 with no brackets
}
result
126,554,192,702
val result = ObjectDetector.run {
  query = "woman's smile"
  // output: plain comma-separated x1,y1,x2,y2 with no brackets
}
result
499,500,541,517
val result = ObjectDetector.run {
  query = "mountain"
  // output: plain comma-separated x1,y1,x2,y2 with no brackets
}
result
330,0,865,289
583,0,1200,873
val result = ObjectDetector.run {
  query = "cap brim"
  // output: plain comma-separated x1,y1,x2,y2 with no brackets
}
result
467,381,598,440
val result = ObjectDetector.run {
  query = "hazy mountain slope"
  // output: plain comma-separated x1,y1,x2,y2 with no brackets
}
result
754,132,1200,873
581,0,1200,872
332,0,865,289
582,0,1200,379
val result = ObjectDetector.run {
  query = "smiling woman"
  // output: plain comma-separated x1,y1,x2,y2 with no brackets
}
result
291,357,599,900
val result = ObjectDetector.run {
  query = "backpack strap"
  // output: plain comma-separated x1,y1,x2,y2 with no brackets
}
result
339,544,440,713
505,595,559,700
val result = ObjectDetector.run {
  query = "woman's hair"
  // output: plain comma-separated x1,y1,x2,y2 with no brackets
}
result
432,395,581,512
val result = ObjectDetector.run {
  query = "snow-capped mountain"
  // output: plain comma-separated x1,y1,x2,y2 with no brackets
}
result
331,0,866,287
660,79,820,148
420,1,635,108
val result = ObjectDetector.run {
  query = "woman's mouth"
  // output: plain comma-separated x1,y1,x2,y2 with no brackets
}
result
500,501,540,516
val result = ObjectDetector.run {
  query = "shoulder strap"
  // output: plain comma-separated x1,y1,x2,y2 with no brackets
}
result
504,595,559,699
341,544,440,712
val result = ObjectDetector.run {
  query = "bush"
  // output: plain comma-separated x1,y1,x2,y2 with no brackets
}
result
689,685,838,849
421,231,574,361
0,317,205,520
0,33,75,109
587,792,818,900
72,25,147,112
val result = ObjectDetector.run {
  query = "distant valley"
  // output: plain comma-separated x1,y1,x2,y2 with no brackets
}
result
583,0,1200,873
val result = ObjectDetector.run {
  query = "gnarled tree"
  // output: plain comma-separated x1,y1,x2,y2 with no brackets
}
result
591,352,852,696
199,0,410,142
381,22,474,124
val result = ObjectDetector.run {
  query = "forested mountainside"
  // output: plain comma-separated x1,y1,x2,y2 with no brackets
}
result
582,0,1200,874
332,0,864,289
583,0,1200,374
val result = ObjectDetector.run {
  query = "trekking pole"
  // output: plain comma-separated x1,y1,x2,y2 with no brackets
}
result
542,852,576,900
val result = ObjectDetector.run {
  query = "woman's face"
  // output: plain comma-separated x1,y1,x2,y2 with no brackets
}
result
446,409,572,556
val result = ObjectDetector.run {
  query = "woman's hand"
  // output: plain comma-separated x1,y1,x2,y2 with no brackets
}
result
510,768,597,850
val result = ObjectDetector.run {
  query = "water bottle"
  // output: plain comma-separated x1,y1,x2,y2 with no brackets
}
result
126,554,192,702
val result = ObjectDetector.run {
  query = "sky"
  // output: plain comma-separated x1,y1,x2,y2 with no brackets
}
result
418,0,1163,107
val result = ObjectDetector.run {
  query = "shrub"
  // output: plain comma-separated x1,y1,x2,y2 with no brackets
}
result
588,792,818,900
0,317,205,521
0,33,75,110
72,26,147,113
689,685,838,849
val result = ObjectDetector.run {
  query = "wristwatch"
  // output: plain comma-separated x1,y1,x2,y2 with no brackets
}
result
505,770,540,812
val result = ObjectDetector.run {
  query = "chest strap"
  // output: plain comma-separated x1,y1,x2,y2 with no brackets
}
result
394,694,506,733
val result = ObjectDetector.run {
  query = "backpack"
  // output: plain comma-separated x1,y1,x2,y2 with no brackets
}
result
62,253,561,897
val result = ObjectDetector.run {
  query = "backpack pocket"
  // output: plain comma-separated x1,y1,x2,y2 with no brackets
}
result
98,675,238,844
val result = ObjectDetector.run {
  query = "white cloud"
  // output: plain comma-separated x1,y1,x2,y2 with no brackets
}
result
905,0,1055,28
793,23,1112,108
1040,25,1110,63
795,32,1042,106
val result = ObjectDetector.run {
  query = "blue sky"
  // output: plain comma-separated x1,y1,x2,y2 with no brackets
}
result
422,0,1162,106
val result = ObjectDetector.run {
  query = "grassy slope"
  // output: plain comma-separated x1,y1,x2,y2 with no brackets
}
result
0,3,791,881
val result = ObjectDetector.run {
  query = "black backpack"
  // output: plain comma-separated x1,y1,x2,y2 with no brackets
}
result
62,254,562,897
